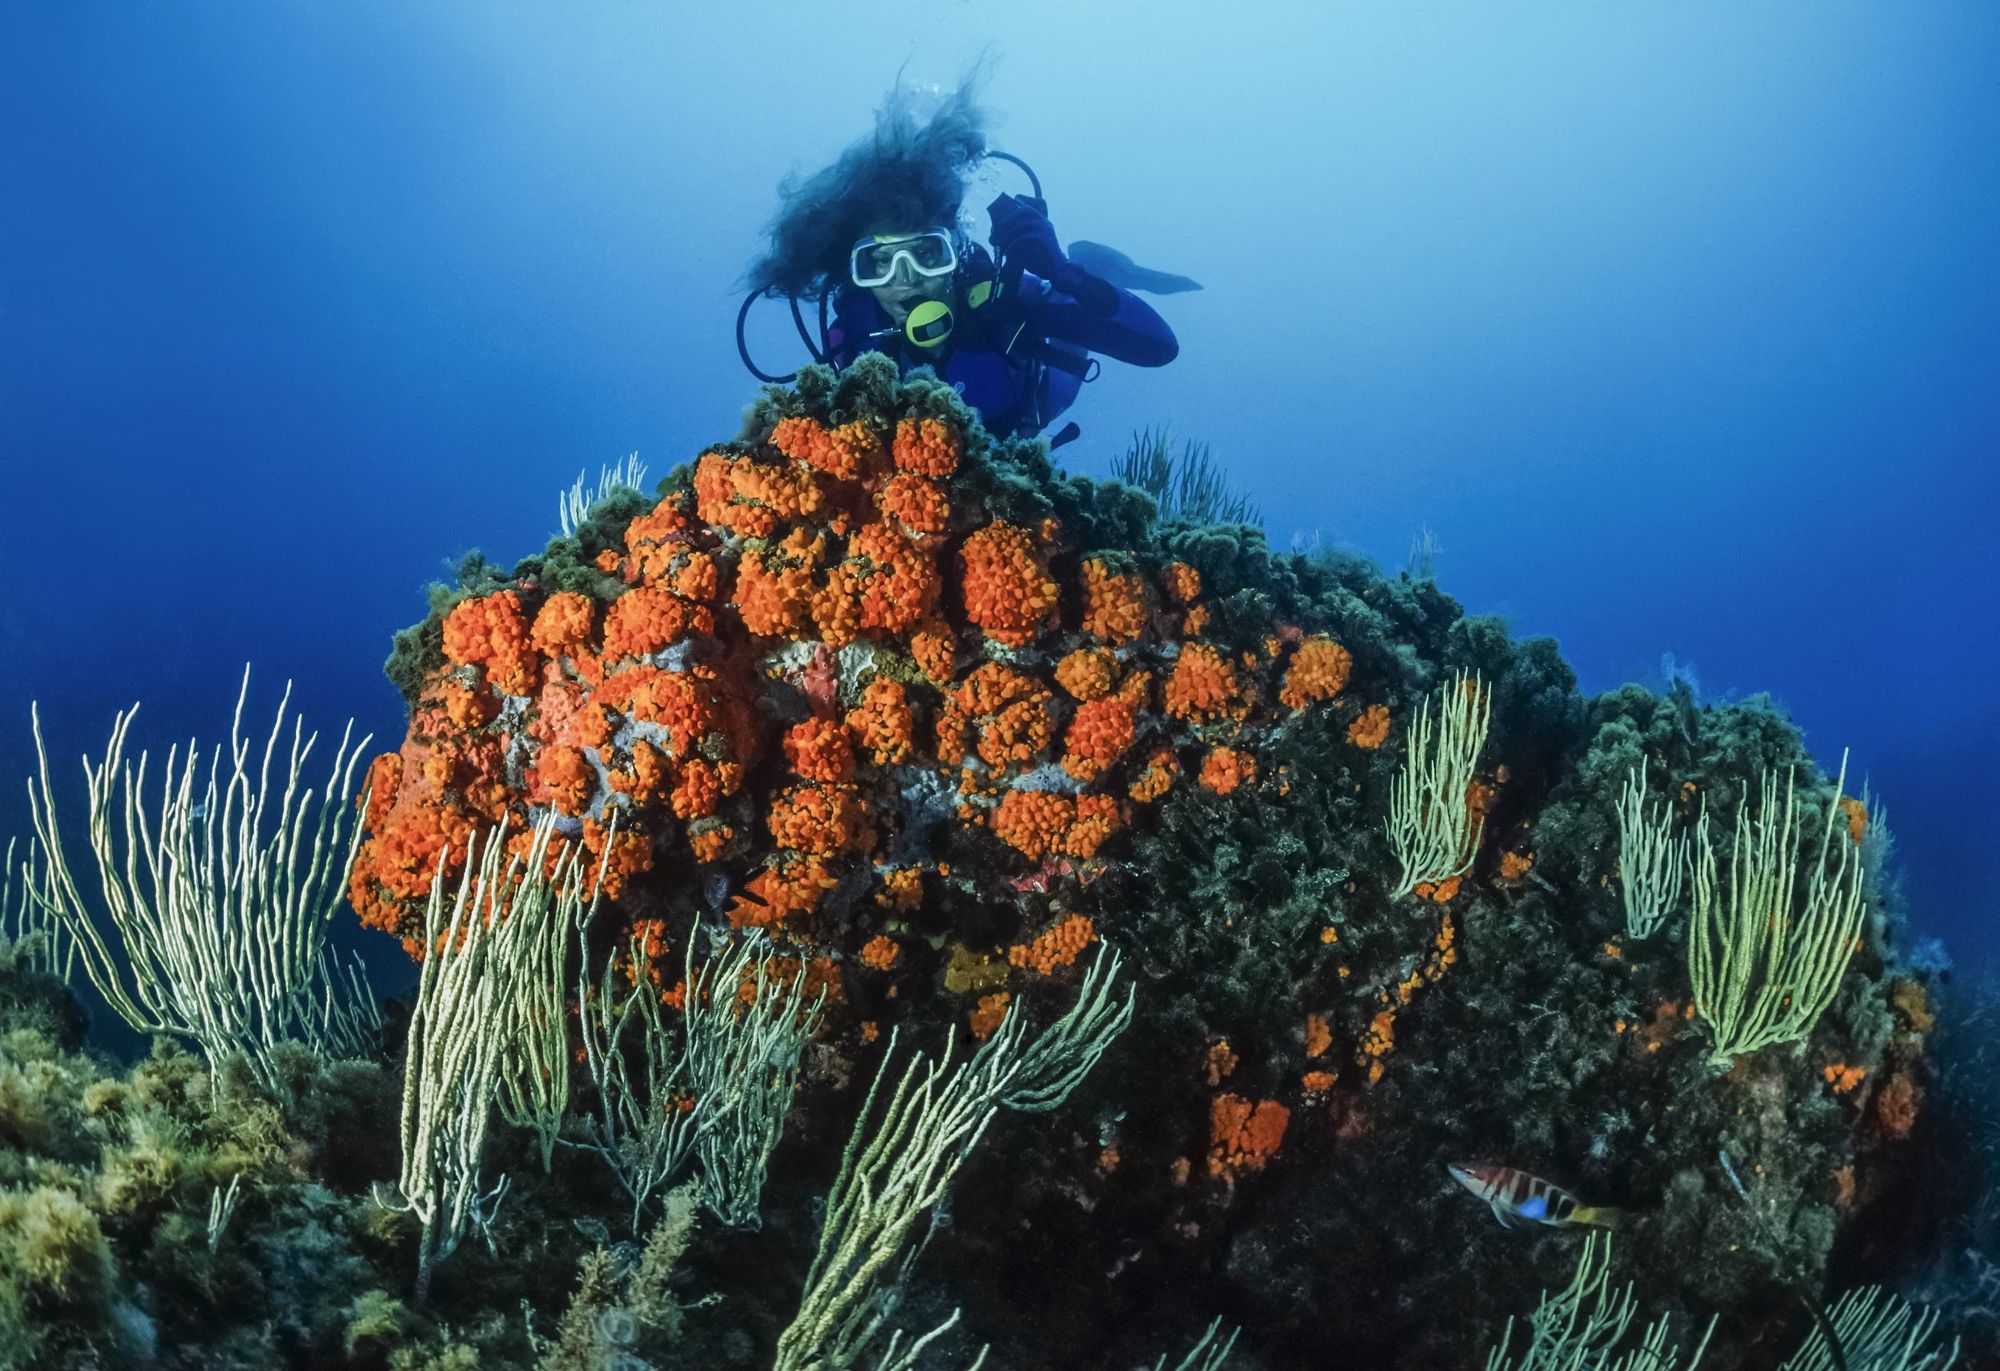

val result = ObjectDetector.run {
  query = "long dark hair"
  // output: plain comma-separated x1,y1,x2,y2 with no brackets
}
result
745,70,991,301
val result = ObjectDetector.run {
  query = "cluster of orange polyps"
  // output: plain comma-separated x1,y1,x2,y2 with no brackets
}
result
349,385,1393,1082
1207,1093,1292,1182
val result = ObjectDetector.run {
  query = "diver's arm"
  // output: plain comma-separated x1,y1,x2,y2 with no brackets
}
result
1017,275,1179,367
984,195,1178,367
825,286,883,368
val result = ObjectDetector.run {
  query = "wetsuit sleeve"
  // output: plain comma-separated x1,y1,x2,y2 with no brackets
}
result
825,319,853,368
1016,274,1179,368
826,286,881,369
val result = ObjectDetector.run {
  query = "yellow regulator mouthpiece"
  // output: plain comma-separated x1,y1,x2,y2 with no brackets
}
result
905,299,954,349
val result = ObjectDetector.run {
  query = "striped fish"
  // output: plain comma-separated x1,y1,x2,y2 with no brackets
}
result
1447,1162,1621,1230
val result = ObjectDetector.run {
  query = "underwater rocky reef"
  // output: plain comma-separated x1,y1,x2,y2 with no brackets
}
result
4,356,1989,1368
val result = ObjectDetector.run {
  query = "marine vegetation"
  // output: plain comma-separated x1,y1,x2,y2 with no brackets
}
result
8,354,1991,1368
1110,426,1260,527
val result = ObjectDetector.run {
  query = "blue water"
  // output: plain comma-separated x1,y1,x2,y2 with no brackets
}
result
2,3,1995,977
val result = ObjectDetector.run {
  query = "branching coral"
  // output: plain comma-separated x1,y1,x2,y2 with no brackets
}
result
1687,754,1866,1068
1385,672,1492,897
28,672,380,1085
1616,760,1692,940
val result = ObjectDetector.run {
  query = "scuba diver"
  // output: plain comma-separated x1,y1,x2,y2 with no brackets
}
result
739,79,1180,447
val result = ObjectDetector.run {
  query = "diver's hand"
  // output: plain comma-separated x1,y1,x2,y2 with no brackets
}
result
988,194,1121,316
987,193,1066,278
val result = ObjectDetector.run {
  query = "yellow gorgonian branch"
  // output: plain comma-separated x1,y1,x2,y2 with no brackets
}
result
1687,752,1866,1068
1386,671,1492,898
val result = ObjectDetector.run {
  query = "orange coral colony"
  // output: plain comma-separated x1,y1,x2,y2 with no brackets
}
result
1164,644,1243,725
1347,703,1391,749
1208,1093,1291,1178
1080,558,1149,644
350,361,1403,1196
1008,914,1098,975
332,356,1938,1367
1198,746,1256,795
352,361,1371,962
1278,635,1352,710
959,522,1059,646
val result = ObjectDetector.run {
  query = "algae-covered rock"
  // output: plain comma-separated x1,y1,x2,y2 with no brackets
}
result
11,364,1972,1367
331,365,1948,1366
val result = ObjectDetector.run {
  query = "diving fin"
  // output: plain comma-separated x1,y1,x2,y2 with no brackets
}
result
1064,240,1203,295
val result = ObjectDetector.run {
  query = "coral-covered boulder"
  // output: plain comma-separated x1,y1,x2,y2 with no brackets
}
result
352,356,1941,1367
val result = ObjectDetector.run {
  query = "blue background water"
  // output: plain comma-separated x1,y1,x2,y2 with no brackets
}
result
3,3,1994,985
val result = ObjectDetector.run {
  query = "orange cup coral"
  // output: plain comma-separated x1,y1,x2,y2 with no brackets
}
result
1162,561,1201,604
768,783,871,857
1347,704,1391,749
442,591,540,695
958,522,1059,646
1063,697,1137,781
892,416,962,477
1055,648,1118,701
859,934,901,971
1080,559,1149,645
991,789,1075,861
1279,636,1353,710
1208,1094,1290,1178
1164,643,1242,724
530,591,597,657
1128,748,1179,804
846,677,916,767
784,718,856,784
874,473,952,542
603,585,709,661
1007,914,1097,975
1198,746,1257,795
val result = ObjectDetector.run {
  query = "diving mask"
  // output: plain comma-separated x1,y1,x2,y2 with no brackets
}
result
849,230,958,288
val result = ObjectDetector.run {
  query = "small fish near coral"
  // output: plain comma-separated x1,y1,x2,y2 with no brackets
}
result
1448,1162,1622,1230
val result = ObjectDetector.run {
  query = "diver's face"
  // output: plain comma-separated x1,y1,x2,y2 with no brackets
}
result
863,228,956,326
869,265,953,327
